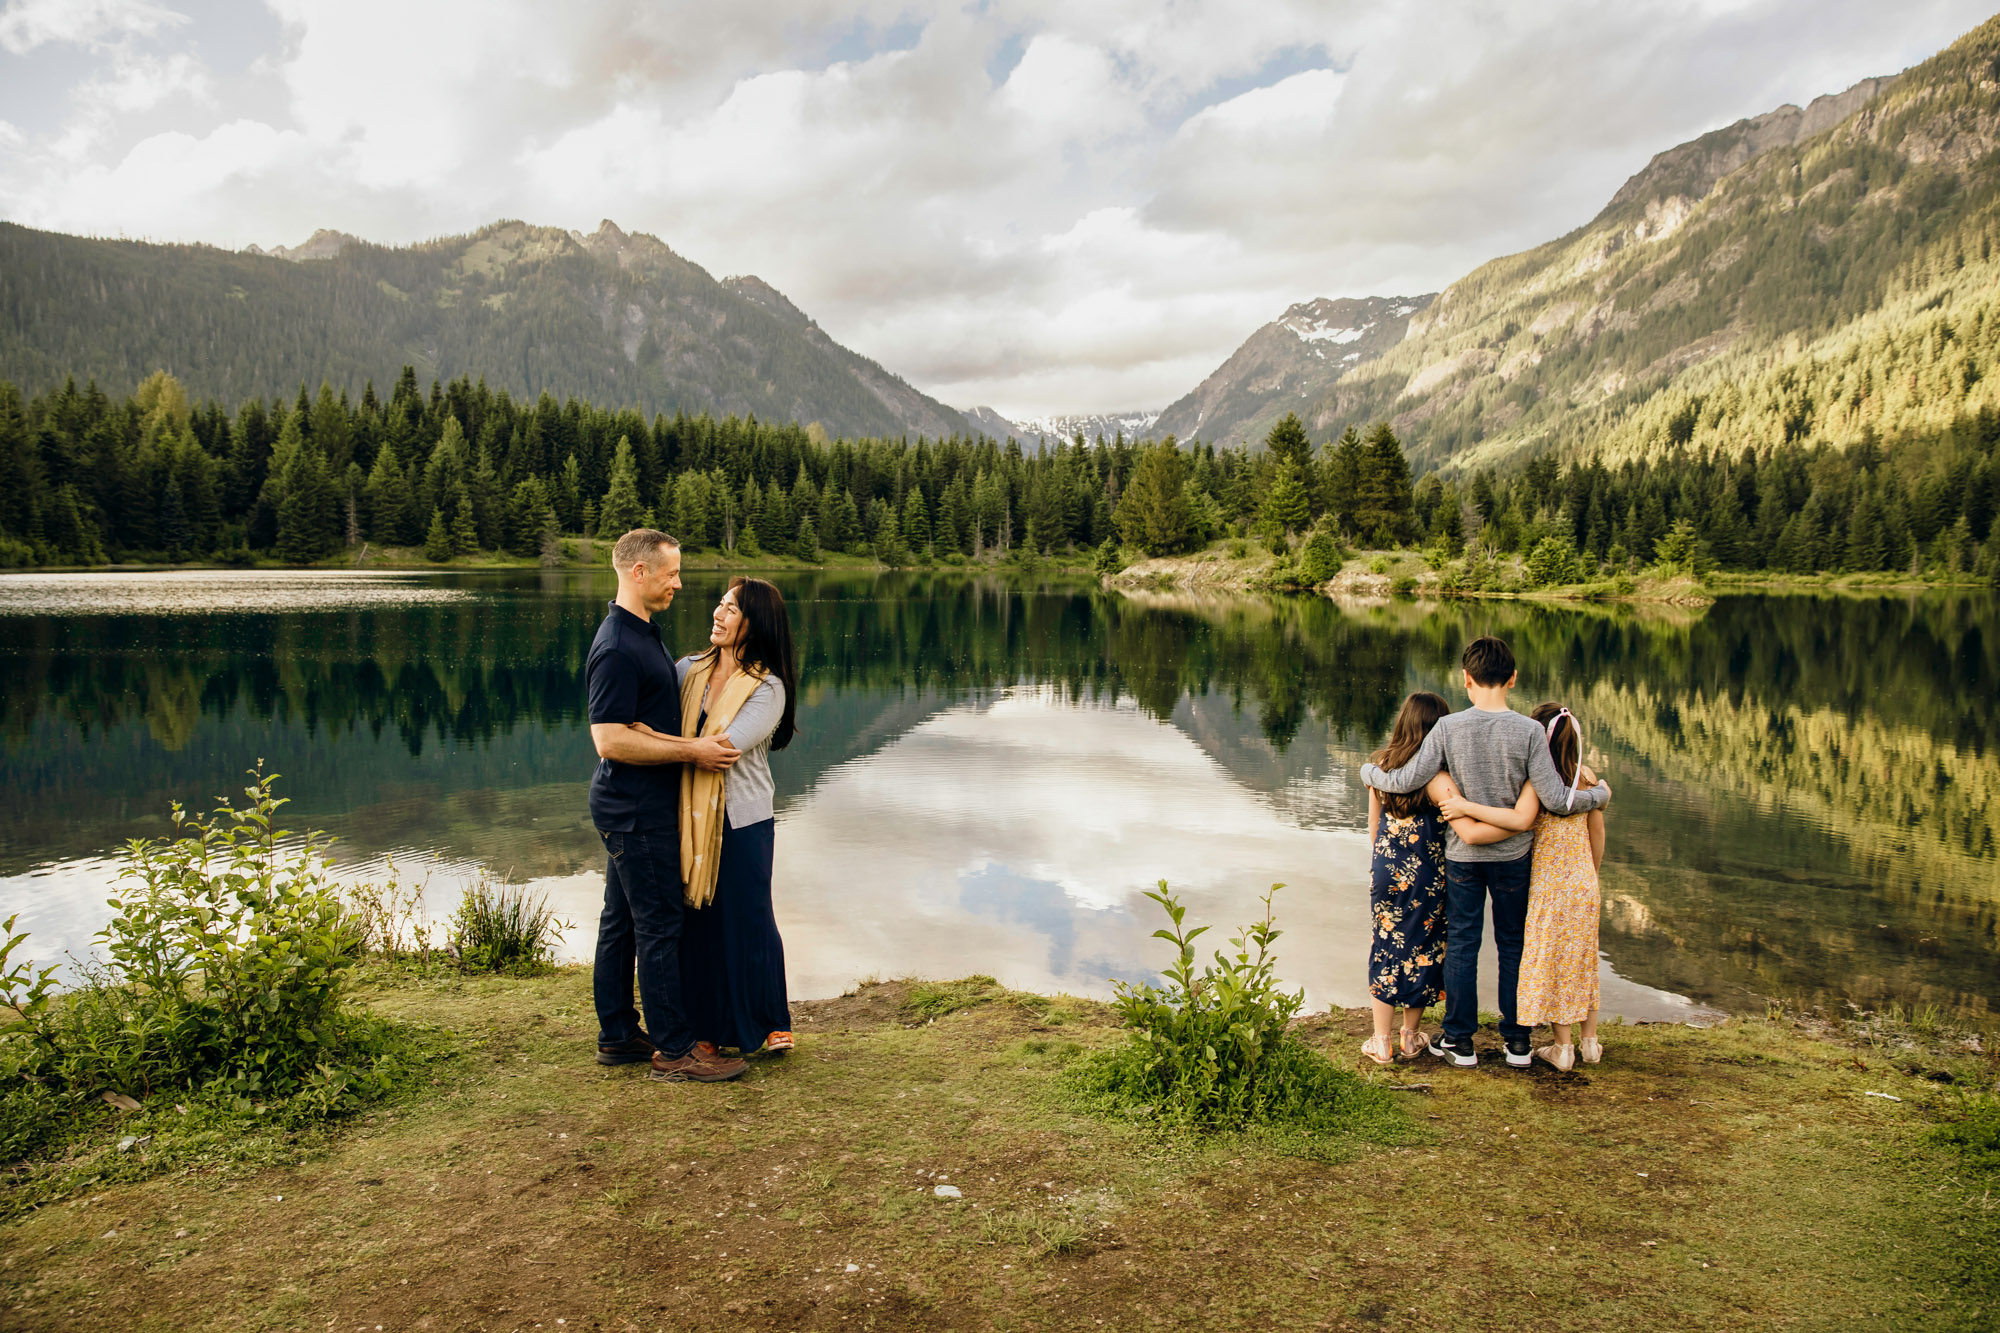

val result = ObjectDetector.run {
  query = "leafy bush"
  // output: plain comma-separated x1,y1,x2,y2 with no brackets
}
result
1063,883,1402,1155
1092,537,1125,577
0,769,445,1189
1367,555,1391,576
1227,538,1249,559
448,879,571,975
1390,574,1419,596
1298,527,1344,584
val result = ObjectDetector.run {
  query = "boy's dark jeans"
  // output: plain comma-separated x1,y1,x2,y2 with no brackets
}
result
593,829,694,1060
1441,852,1533,1045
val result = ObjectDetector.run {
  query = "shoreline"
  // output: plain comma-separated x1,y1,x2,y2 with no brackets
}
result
2,969,1993,1331
1109,542,1996,606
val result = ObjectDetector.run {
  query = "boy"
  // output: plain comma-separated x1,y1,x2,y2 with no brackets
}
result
1360,635,1611,1068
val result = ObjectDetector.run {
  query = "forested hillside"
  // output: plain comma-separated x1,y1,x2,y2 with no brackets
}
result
0,218,970,441
1300,16,2000,489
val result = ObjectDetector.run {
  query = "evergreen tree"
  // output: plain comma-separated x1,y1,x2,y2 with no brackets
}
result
1115,441,1195,556
1322,427,1364,533
1260,459,1312,536
1264,413,1314,499
423,507,452,561
797,514,821,562
273,436,339,563
900,486,932,554
1353,423,1415,547
597,436,646,537
450,481,479,555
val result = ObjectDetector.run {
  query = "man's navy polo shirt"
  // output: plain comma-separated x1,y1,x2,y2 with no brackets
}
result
586,601,682,832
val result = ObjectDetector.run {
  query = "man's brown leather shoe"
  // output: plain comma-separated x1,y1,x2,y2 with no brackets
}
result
650,1046,747,1082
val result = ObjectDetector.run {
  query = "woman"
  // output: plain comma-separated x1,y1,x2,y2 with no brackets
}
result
672,577,800,1057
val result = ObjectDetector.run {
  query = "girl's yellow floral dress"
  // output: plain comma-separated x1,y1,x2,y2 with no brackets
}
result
1517,810,1600,1024
1368,807,1446,1007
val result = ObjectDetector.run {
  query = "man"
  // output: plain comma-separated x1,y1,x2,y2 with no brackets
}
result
588,528,746,1082
1360,635,1612,1069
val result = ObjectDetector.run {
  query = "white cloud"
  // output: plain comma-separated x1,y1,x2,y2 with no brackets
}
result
0,0,185,54
0,0,1995,416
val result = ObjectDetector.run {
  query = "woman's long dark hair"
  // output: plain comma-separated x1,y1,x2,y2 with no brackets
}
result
1370,691,1450,818
728,577,799,750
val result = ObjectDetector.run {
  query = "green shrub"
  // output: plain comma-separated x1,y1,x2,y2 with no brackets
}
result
0,769,442,1190
1298,527,1344,584
1391,574,1418,595
1367,555,1391,576
1063,883,1404,1154
1092,537,1125,577
449,879,570,975
1931,1092,2000,1173
1227,538,1249,559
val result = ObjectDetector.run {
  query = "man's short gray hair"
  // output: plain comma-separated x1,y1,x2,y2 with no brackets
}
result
611,528,680,571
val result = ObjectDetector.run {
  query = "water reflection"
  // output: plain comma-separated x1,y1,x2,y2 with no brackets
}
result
0,569,1993,1021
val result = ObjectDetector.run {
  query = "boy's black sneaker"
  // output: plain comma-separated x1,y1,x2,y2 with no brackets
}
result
1427,1033,1478,1067
1504,1035,1533,1068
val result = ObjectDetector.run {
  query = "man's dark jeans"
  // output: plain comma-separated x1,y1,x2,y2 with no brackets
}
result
1441,852,1533,1044
594,829,694,1060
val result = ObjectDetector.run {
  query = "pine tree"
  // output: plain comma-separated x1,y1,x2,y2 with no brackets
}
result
1115,441,1195,556
450,481,479,555
900,486,931,554
1353,423,1415,547
274,437,339,563
797,514,821,562
1260,459,1311,536
597,436,646,537
423,507,452,561
1322,427,1364,533
1264,412,1314,486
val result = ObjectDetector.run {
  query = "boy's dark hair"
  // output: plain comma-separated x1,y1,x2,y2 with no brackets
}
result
1461,635,1515,686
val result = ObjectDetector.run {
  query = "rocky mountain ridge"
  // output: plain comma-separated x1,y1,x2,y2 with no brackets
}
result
1286,31,2000,472
0,216,972,441
1152,294,1434,448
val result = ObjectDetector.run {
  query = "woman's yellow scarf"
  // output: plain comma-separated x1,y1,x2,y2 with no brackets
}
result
677,650,767,908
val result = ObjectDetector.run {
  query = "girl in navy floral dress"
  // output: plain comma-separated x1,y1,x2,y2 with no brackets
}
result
1362,692,1538,1064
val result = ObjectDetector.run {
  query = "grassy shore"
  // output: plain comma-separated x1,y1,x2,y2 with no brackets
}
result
3,970,1994,1332
1112,540,1996,606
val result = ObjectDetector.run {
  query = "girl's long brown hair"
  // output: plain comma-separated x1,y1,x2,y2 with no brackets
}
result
1531,701,1580,787
1371,691,1451,818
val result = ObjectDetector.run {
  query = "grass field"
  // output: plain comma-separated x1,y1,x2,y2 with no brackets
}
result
2,971,1994,1332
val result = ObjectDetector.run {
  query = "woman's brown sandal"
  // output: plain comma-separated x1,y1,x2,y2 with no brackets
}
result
1399,1027,1427,1060
761,1031,795,1055
1360,1034,1395,1066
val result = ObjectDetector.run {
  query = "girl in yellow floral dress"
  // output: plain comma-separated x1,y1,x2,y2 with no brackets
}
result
1515,703,1606,1070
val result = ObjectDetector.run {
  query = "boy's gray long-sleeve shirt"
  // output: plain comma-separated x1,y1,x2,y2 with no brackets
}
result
1360,706,1610,863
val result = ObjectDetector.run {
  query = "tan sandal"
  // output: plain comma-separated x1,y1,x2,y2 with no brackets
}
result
1399,1028,1427,1060
1360,1034,1395,1065
1578,1036,1603,1064
762,1030,795,1055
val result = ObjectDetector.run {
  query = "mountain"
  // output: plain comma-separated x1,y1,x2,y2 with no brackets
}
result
1292,25,2000,474
959,405,1023,440
1000,409,1162,447
1152,294,1434,448
0,217,971,441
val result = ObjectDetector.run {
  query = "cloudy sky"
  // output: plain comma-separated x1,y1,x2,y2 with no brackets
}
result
0,1,1992,418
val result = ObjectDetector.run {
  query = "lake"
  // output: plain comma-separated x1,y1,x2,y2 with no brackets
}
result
1,568,1994,1025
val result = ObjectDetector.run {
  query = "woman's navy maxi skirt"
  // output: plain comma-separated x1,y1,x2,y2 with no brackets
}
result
683,817,792,1051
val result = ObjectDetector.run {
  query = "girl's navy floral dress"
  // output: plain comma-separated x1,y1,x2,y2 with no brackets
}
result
1369,806,1447,1006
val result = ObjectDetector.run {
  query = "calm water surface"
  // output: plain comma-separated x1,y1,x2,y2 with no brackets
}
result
1,569,1994,1023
